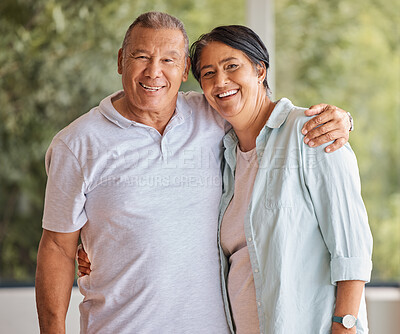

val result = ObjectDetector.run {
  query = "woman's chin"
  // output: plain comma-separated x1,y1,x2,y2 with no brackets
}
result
215,107,241,120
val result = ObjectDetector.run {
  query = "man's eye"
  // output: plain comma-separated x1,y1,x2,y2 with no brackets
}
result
135,56,148,60
163,58,174,65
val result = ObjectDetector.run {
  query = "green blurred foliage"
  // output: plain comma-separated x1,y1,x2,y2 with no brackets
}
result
0,0,398,282
275,0,400,282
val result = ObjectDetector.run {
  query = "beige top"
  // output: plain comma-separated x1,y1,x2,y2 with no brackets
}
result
221,146,260,334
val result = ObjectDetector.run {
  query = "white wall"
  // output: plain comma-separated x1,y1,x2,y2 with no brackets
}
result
0,287,81,333
366,287,400,334
0,287,399,333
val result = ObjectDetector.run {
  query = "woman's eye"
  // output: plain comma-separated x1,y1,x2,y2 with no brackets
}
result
202,71,214,78
227,64,238,70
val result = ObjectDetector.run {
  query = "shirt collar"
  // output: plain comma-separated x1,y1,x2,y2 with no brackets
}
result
98,90,193,130
223,97,294,149
265,98,294,129
99,90,133,129
173,92,193,125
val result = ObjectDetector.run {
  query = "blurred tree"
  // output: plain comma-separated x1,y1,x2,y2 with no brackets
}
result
275,0,400,282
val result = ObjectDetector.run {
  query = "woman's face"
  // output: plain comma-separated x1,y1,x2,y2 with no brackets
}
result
199,41,264,122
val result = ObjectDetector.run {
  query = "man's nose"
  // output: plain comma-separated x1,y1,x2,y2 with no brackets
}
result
144,60,162,78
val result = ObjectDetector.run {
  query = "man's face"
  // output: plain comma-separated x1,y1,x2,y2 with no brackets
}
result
118,26,189,115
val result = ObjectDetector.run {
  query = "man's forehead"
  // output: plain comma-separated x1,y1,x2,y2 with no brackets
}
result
129,26,185,42
125,27,186,54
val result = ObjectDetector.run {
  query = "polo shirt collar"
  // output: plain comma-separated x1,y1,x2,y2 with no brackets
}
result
174,92,193,124
98,90,193,130
99,91,133,129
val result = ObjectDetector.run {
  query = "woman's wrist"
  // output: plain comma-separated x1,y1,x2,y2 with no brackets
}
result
332,321,356,333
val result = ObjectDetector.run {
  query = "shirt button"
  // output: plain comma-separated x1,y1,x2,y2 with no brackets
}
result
257,302,261,307
254,268,259,273
248,237,252,242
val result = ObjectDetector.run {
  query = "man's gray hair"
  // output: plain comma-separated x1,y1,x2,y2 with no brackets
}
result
122,12,189,58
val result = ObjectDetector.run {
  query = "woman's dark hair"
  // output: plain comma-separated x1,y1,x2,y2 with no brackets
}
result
190,25,270,94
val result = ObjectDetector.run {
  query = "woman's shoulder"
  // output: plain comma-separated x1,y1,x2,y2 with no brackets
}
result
268,98,310,142
278,99,310,129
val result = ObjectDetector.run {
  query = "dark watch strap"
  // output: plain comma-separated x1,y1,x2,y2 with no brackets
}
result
332,316,343,323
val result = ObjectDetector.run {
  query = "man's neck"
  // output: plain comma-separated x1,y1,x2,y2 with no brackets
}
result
112,95,175,135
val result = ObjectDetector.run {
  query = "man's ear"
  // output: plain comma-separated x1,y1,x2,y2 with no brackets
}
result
182,57,191,82
117,48,123,74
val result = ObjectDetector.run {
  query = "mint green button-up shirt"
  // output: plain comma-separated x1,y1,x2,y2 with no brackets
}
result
218,98,373,334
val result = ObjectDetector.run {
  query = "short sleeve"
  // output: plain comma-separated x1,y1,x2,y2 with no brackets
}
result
303,142,373,285
42,138,87,232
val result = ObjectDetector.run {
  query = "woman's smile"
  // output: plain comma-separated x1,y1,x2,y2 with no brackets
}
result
216,89,239,99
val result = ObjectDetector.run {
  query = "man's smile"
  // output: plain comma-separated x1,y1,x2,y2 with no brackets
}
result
140,83,165,91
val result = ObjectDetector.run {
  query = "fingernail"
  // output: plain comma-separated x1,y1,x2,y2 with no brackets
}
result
302,129,308,135
309,141,314,147
304,137,310,144
326,147,331,152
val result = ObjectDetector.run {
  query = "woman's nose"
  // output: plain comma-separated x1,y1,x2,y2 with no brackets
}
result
214,71,229,87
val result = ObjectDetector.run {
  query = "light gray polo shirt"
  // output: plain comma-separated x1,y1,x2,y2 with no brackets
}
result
42,91,231,334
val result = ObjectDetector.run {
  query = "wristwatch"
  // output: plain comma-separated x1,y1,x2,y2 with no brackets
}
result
332,314,357,329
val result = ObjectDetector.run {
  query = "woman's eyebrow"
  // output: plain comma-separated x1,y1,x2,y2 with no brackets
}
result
200,64,213,72
218,57,238,64
200,57,238,72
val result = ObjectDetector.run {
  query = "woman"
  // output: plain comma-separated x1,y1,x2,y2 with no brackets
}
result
189,25,372,334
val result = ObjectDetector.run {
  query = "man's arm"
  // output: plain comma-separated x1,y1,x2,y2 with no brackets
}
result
35,229,81,334
302,104,352,153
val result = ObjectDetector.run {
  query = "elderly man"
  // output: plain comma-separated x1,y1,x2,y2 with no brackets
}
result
35,12,352,334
